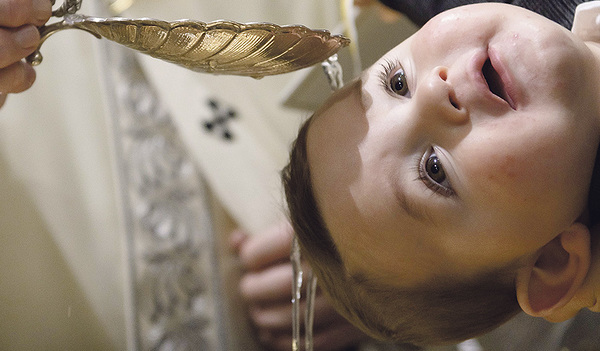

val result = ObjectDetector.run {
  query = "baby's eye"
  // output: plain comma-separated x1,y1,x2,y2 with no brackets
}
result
378,60,411,97
425,152,445,184
419,149,454,196
389,68,409,96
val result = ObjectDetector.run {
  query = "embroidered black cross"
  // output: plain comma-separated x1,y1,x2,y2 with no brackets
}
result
202,99,237,141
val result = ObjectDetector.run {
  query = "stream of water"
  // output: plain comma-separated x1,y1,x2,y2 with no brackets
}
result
290,237,319,351
321,54,344,90
291,236,303,351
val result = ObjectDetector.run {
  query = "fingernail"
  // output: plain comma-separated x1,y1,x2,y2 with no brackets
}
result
14,26,39,49
258,330,273,343
0,93,7,109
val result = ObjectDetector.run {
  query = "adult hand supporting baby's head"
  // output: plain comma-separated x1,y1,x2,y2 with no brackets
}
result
353,0,401,23
0,0,52,108
230,221,368,351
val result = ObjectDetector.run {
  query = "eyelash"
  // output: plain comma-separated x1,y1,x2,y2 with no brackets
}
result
412,151,455,197
377,59,408,95
416,172,454,197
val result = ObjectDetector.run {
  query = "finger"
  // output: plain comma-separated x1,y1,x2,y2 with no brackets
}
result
248,294,347,332
239,221,294,270
240,262,292,303
311,323,368,351
248,303,292,332
256,329,292,351
0,0,52,27
259,323,366,351
377,3,402,23
0,25,40,68
228,229,248,253
354,0,376,7
0,61,36,93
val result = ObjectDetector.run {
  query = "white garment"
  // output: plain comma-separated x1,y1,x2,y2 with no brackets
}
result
0,2,125,348
0,0,340,349
122,0,341,235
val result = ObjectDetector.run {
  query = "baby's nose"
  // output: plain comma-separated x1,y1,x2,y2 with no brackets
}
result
415,66,469,126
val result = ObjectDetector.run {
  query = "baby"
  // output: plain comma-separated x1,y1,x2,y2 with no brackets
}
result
283,2,600,347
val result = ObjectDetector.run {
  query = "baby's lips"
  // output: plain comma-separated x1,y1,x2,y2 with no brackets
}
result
488,47,519,110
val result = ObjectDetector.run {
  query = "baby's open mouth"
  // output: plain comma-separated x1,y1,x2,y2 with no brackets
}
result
482,58,515,109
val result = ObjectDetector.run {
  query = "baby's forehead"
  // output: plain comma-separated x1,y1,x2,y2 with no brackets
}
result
306,78,368,219
309,79,366,150
314,79,365,116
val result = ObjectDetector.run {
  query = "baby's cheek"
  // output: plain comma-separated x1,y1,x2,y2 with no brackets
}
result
468,152,536,205
488,144,568,206
489,154,520,181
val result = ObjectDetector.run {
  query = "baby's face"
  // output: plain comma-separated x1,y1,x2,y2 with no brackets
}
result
307,3,600,287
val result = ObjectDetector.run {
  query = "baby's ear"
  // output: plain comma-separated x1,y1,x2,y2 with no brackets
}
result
515,223,591,322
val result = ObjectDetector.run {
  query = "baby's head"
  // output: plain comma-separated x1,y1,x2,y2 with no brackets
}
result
283,3,600,346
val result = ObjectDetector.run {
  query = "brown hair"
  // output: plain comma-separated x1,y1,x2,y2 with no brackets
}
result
282,115,521,347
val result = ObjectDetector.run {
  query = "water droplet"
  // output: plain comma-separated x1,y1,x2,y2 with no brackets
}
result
321,54,344,91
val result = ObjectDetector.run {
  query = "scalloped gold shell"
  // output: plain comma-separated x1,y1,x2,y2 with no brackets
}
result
70,16,350,78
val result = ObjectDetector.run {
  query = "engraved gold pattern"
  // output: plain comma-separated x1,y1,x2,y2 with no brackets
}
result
30,14,350,78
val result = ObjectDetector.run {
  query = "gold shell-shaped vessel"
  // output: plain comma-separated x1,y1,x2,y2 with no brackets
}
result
32,14,350,78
